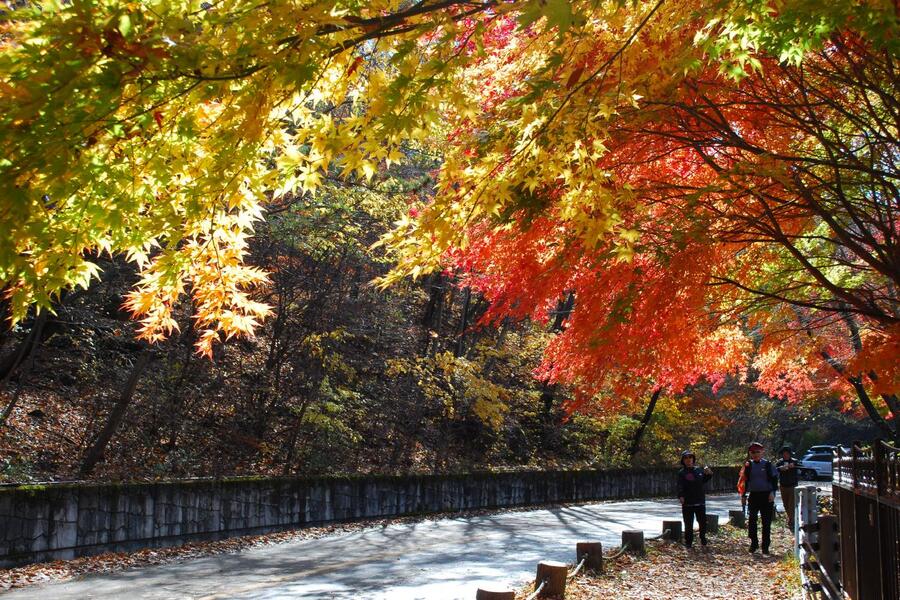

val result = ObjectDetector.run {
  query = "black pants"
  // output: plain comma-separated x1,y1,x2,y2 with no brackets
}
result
748,491,774,550
682,504,706,546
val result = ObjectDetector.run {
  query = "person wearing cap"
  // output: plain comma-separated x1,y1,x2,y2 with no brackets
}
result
775,446,799,530
677,450,712,548
742,441,779,554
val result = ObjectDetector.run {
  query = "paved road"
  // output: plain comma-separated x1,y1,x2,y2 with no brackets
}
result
5,483,829,600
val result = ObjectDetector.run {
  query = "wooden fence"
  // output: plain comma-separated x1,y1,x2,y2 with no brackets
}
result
833,440,900,600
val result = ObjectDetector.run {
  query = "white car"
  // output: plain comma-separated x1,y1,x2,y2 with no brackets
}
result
798,453,834,479
803,445,837,457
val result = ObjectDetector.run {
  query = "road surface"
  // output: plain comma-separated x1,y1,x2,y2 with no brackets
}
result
6,483,829,600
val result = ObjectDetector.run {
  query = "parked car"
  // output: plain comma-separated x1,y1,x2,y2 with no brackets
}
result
798,453,834,479
802,445,838,457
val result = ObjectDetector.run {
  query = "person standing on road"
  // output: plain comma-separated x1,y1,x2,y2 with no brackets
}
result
677,450,712,548
742,441,779,554
775,446,799,530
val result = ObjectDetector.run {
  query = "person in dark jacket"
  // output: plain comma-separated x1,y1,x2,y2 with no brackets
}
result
742,441,779,554
677,449,712,548
775,446,799,530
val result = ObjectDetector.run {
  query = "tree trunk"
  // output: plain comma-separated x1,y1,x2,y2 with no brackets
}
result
282,399,310,476
421,273,445,355
628,388,662,456
847,375,899,443
540,382,558,419
0,293,10,350
454,287,471,357
0,313,48,427
881,393,900,424
79,350,151,476
538,293,577,420
550,292,575,332
0,312,49,386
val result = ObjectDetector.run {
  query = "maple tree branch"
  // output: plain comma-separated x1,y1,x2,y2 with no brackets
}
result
708,275,896,324
323,1,503,59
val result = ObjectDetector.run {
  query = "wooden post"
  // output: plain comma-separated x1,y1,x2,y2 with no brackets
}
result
796,485,818,562
576,541,603,573
476,588,515,600
622,530,645,555
816,515,839,585
705,514,719,534
729,509,746,528
535,561,567,597
662,520,682,541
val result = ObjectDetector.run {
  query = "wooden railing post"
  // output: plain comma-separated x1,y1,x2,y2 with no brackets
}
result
817,515,839,589
705,514,719,534
622,530,645,555
835,446,842,486
873,440,887,600
874,440,885,498
476,589,514,600
535,561,567,598
662,520,682,541
796,485,817,560
576,541,603,573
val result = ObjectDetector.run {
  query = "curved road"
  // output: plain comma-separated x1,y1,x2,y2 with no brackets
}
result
5,484,828,600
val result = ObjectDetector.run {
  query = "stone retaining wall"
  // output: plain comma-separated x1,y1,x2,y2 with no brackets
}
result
0,466,740,567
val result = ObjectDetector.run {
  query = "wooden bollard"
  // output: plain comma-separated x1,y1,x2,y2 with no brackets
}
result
705,514,719,534
535,561,567,597
476,588,515,600
729,509,746,528
622,530,646,555
576,541,603,573
662,520,682,541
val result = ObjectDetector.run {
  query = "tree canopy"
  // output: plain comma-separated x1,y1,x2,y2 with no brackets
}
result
1,0,897,423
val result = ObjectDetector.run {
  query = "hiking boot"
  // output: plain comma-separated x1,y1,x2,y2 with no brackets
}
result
700,537,708,546
749,543,758,553
762,548,770,555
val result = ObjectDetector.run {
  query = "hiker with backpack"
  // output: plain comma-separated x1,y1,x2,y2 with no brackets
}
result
739,441,779,554
677,449,712,548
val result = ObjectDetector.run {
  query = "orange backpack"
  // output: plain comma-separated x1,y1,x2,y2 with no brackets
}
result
736,461,748,496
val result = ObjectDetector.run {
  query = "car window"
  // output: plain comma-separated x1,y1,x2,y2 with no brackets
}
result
806,454,833,462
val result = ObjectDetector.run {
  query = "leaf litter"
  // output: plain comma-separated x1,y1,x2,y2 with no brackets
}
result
516,521,801,600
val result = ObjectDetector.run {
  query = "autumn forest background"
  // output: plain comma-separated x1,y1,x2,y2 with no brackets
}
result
0,158,881,482
0,0,896,483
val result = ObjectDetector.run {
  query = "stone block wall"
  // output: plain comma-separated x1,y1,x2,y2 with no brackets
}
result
0,466,740,567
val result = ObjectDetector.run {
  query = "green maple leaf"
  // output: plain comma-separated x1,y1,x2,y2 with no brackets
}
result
518,0,577,33
545,0,577,32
